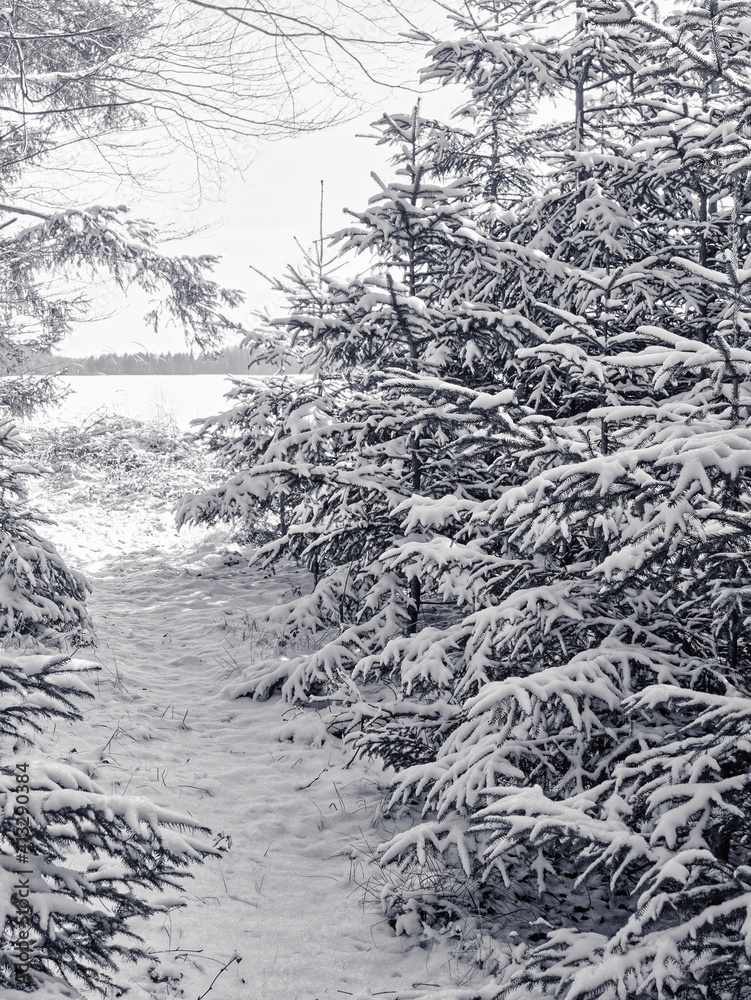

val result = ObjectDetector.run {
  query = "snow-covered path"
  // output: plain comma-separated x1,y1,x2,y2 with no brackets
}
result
40,500,450,1000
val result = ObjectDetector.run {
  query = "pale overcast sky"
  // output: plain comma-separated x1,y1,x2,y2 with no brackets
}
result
64,36,461,357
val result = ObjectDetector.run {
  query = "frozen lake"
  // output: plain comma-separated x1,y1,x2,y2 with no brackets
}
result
30,374,236,431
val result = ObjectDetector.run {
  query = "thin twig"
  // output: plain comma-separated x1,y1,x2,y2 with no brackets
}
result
196,953,242,1000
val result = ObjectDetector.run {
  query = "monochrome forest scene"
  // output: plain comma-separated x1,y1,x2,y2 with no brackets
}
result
2,1,751,998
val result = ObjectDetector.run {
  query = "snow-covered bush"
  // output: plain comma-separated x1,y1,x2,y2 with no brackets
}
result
26,414,223,510
0,650,215,996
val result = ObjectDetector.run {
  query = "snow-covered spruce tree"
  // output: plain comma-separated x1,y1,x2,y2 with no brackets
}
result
180,108,535,711
178,233,349,544
362,1,751,997
0,650,215,996
0,422,88,642
184,3,751,993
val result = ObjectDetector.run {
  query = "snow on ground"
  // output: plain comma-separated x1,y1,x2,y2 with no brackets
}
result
24,433,480,1000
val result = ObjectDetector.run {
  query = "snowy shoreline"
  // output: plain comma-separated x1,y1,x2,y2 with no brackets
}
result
25,375,234,432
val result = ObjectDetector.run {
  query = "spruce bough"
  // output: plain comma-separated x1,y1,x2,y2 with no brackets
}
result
0,652,215,996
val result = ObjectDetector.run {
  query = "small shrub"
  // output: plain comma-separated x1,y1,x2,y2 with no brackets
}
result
24,415,225,508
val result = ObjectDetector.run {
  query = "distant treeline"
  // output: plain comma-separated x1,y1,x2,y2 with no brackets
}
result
44,346,252,376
